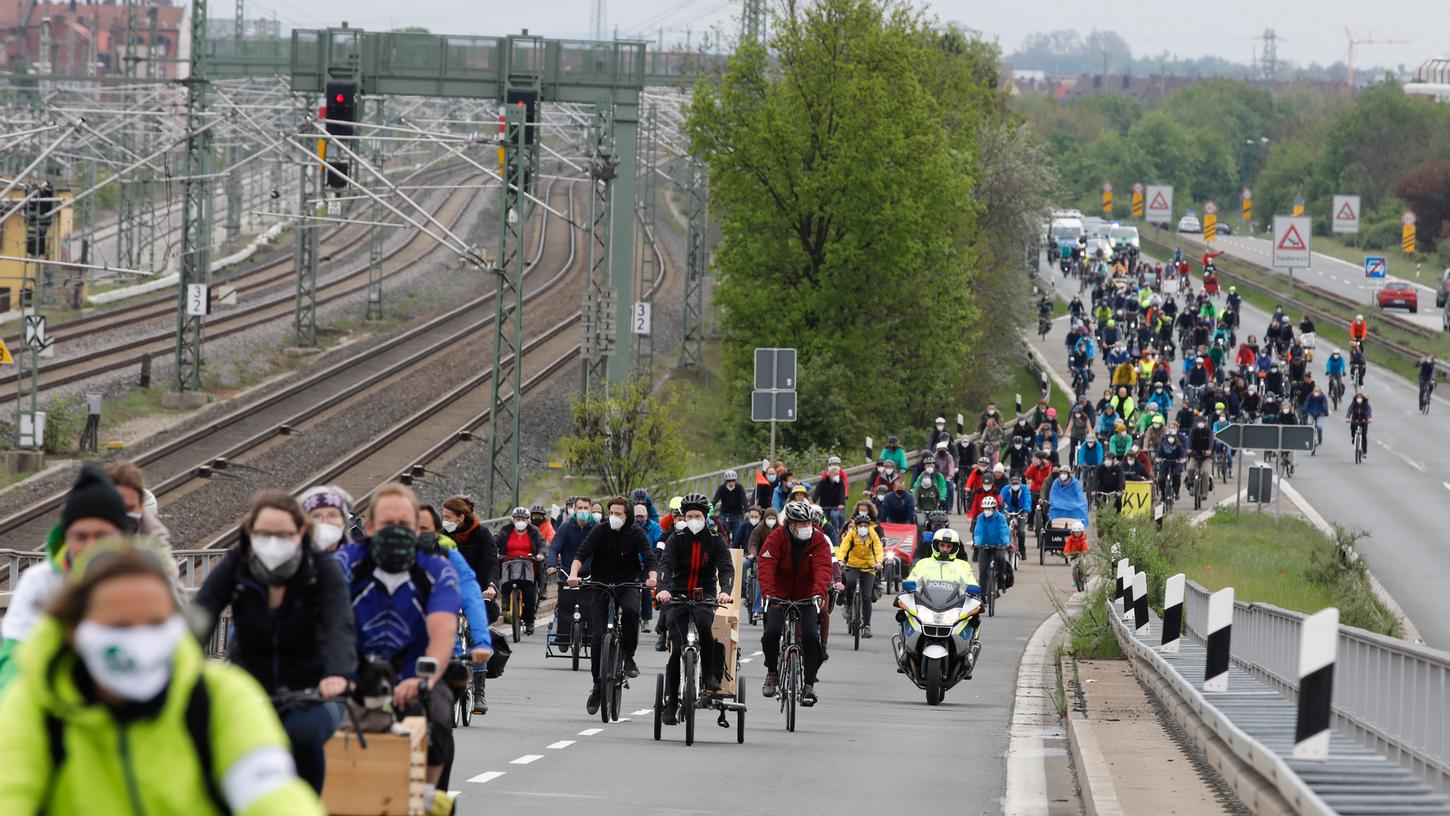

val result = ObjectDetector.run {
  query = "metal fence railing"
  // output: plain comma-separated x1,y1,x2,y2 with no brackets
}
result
1183,579,1450,795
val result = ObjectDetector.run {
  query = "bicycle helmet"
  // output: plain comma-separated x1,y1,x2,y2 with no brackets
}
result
669,496,682,512
852,512,872,525
809,504,825,522
981,496,998,511
631,488,651,502
680,492,710,514
826,456,841,466
926,510,949,528
723,469,738,482
510,506,529,519
784,501,813,524
530,504,546,515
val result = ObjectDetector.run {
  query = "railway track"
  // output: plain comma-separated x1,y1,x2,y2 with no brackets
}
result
200,191,671,546
0,166,489,406
0,160,471,354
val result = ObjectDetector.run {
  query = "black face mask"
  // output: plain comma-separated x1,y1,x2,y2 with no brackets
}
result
417,531,442,555
370,525,418,573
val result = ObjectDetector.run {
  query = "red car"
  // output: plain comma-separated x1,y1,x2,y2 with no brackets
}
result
1377,281,1419,313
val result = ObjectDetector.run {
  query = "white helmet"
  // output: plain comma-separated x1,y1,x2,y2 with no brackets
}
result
723,469,738,481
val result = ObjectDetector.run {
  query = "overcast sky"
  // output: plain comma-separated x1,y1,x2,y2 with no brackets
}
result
242,0,1441,70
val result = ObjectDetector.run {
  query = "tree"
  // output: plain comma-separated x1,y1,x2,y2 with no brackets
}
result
686,0,990,449
1394,160,1450,251
560,379,687,497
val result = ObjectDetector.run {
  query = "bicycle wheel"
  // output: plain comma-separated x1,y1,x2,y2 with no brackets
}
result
1073,559,1086,592
852,592,862,652
570,620,582,672
511,590,522,643
683,650,698,746
736,674,746,744
653,673,664,741
599,634,615,723
783,650,798,733
984,564,996,618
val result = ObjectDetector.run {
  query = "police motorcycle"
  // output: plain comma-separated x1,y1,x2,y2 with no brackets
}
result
891,578,983,706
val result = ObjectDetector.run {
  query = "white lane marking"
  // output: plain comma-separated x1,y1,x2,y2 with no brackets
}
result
630,709,651,716
1443,482,1450,492
545,740,575,750
468,771,506,784
510,755,544,765
751,650,763,656
578,728,603,736
448,790,463,797
740,657,753,663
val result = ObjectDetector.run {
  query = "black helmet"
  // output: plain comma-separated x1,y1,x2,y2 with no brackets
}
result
1012,435,1023,445
926,510,949,528
784,501,813,524
680,493,710,514
510,506,529,519
530,504,546,515
852,512,872,525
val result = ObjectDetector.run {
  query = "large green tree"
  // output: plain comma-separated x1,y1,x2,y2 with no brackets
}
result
686,0,1002,450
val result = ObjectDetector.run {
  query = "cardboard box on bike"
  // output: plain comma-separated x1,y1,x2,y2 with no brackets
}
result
322,715,427,816
710,548,744,695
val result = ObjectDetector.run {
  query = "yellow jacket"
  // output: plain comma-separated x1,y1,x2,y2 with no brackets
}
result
907,554,978,587
835,527,883,570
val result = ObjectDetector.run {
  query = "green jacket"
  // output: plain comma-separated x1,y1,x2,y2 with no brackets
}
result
880,445,908,474
0,616,324,816
913,472,947,503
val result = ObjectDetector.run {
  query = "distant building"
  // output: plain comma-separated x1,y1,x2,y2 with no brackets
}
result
0,0,184,78
1406,56,1450,102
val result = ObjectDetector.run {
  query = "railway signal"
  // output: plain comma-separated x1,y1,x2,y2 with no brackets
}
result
324,81,357,189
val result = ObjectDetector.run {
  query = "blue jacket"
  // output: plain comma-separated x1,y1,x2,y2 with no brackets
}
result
1074,336,1097,361
1095,411,1120,436
1325,355,1346,377
731,518,757,550
973,511,1011,548
1302,391,1330,418
999,484,1033,515
1145,389,1173,414
878,490,916,524
335,542,460,681
445,548,493,651
636,517,663,546
548,519,596,571
1076,439,1104,467
1047,477,1090,525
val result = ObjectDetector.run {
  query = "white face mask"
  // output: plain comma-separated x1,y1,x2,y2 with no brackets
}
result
792,525,813,541
251,535,300,571
513,520,528,531
686,518,706,534
831,474,840,482
591,512,603,524
311,522,343,551
983,509,995,518
748,516,761,526
924,467,934,475
856,526,869,538
1060,474,1070,482
608,515,624,531
674,519,687,531
74,616,186,703
765,518,777,528
442,520,458,533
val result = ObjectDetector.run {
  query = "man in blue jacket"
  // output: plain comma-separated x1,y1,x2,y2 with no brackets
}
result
972,496,1013,591
998,476,1033,559
547,496,595,651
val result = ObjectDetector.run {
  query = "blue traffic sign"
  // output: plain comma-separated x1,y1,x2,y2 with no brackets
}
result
1364,256,1387,279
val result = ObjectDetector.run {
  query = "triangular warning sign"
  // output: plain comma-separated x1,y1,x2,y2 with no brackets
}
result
0,339,13,365
1335,201,1358,221
1148,192,1169,210
1277,225,1307,251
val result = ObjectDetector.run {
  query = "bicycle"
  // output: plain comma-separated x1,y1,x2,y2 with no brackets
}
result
499,557,535,644
766,596,822,733
1351,420,1368,464
843,568,876,652
1420,377,1435,414
1277,448,1294,479
1352,362,1366,391
1214,445,1231,483
1186,455,1210,510
1005,511,1027,568
1038,313,1052,340
579,580,644,723
742,557,760,626
1069,552,1088,593
1328,374,1345,411
653,596,729,746
975,547,1003,618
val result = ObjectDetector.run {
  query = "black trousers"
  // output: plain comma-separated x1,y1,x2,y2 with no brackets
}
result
586,587,641,681
663,605,719,699
841,567,877,626
976,547,1014,589
762,603,823,685
501,579,537,624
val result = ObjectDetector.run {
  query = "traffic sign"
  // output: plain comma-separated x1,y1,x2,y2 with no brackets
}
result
22,315,48,351
185,284,209,317
1364,256,1386,279
753,347,797,391
1214,423,1315,452
1402,211,1417,226
1273,215,1311,269
631,301,651,336
0,338,14,365
1145,185,1173,224
750,390,797,422
1332,195,1360,234
1204,201,1218,215
1293,195,1305,216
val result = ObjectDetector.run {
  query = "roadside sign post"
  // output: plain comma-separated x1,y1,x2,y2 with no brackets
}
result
1273,215,1312,294
1293,195,1305,217
1403,212,1417,255
1332,195,1361,235
1145,185,1174,226
1203,201,1218,242
1241,187,1252,225
1132,182,1144,219
1215,423,1315,519
753,347,798,464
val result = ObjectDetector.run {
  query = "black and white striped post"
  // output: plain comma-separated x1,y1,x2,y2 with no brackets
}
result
1115,558,1131,604
1118,559,1134,618
1293,608,1340,760
1132,570,1150,635
1203,587,1234,692
1160,573,1185,653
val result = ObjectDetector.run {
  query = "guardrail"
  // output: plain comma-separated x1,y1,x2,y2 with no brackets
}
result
1183,579,1450,796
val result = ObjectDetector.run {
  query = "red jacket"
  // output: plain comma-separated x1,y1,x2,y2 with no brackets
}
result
1235,345,1257,368
757,526,833,601
1024,461,1053,494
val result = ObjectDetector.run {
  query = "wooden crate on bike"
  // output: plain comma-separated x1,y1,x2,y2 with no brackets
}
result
711,548,745,695
321,715,428,816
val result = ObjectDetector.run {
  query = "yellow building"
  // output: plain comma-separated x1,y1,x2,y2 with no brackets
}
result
0,183,75,313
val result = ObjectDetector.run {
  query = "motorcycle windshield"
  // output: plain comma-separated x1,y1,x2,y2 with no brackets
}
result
916,580,966,612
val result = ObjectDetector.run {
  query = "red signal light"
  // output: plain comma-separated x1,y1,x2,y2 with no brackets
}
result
335,94,345,103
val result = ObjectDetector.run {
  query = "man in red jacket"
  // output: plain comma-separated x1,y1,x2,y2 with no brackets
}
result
758,501,832,706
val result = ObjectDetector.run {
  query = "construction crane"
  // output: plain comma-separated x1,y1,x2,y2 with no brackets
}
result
1346,28,1409,90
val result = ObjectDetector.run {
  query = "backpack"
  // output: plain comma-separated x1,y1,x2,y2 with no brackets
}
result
44,674,228,814
915,479,941,512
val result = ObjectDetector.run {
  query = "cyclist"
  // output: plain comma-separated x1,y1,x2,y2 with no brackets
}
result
547,496,595,652
1325,350,1346,389
565,495,658,714
999,475,1033,559
300,485,353,552
1048,466,1091,528
1348,343,1368,389
1185,417,1214,492
0,545,325,815
759,502,833,706
835,513,884,638
335,483,461,796
1418,355,1437,406
1003,434,1032,478
192,490,356,794
1349,314,1368,348
654,493,734,723
495,507,547,636
1301,385,1330,446
1156,430,1186,500
972,496,1014,593
1226,285,1242,315
712,470,749,537
1346,393,1373,455
1095,453,1126,511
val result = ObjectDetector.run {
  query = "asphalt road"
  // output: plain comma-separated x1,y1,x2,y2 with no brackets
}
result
449,543,1077,815
1036,253,1450,649
1168,227,1443,333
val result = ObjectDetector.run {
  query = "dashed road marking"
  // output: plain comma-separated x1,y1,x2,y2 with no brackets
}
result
630,709,651,716
510,755,544,765
751,650,763,656
578,728,603,736
546,740,575,750
468,771,505,784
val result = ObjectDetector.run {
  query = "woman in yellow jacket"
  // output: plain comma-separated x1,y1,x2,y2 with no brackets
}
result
835,513,884,638
0,544,324,816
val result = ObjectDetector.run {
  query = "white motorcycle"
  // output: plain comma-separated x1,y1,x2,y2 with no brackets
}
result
891,579,983,706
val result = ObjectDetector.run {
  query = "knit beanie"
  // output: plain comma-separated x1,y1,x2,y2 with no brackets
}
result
61,463,130,535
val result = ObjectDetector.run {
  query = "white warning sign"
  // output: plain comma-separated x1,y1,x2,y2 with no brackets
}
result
1332,195,1360,235
1273,215,1312,269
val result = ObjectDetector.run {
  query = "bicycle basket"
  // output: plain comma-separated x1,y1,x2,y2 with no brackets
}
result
501,559,535,585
